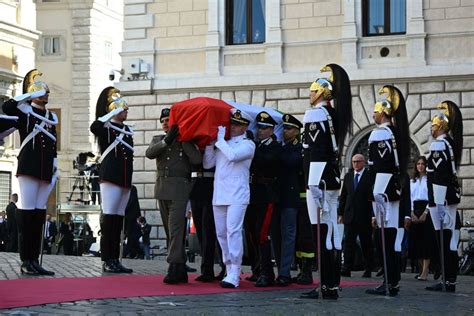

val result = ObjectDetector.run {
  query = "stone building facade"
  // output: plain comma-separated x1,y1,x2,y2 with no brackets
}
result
115,0,474,249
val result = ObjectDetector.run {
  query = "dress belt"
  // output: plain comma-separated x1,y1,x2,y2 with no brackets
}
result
191,171,214,178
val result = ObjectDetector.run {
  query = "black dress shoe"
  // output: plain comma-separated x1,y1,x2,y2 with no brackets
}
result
322,288,339,300
426,282,455,293
433,271,441,280
220,281,236,288
32,260,55,276
185,264,197,272
300,288,319,299
340,269,351,277
102,260,120,273
255,275,275,287
215,270,226,281
275,276,292,286
362,270,372,278
245,274,258,282
195,274,215,282
164,264,180,284
20,261,40,275
113,259,133,273
366,284,387,296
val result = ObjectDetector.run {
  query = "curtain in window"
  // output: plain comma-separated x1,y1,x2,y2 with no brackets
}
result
390,0,406,33
233,0,247,44
252,0,265,43
368,0,384,34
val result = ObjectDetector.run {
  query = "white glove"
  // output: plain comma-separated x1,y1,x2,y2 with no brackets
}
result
309,185,324,210
13,89,46,102
30,89,47,99
98,107,125,123
217,125,226,141
374,194,386,205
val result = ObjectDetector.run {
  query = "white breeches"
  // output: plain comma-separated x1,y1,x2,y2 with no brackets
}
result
18,175,56,210
372,200,405,252
306,189,342,250
429,204,460,251
100,182,131,216
213,204,247,287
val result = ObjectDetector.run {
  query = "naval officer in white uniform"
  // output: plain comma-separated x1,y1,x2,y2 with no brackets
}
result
203,108,255,288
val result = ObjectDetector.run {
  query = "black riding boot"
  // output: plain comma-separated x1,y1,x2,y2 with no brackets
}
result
113,215,132,273
30,209,54,276
17,209,39,275
101,214,119,273
296,258,313,285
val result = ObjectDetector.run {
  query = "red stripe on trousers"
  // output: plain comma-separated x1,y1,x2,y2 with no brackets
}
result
259,203,274,244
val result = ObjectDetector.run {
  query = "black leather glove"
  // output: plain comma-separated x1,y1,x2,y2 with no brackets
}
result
164,124,179,145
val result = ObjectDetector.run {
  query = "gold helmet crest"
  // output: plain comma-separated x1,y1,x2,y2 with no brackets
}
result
309,65,335,102
431,102,451,131
23,69,50,94
374,85,401,116
106,88,128,112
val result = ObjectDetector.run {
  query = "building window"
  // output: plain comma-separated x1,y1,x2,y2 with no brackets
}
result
0,172,11,211
226,0,265,45
104,41,113,62
362,0,406,36
43,36,61,56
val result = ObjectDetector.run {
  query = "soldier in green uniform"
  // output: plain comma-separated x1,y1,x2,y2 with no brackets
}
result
145,108,202,284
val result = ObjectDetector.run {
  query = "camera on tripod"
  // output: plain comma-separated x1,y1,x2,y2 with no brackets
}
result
73,152,96,173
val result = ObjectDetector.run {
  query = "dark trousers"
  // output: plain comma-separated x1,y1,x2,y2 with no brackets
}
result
436,229,458,282
378,228,401,285
191,198,222,275
296,202,315,258
271,207,298,277
343,222,373,271
313,223,341,288
158,199,187,264
246,202,275,278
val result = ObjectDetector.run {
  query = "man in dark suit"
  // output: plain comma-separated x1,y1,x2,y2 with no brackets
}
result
6,193,18,252
43,213,57,255
338,154,374,278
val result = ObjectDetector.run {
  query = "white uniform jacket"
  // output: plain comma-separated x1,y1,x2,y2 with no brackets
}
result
203,134,255,206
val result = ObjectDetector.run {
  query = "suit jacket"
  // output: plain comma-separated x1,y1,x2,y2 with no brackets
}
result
338,169,374,225
45,220,57,241
146,134,202,201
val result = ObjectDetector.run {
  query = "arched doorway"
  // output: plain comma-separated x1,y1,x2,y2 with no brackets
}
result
346,127,421,174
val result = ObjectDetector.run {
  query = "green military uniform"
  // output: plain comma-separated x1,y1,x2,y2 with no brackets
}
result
145,134,202,266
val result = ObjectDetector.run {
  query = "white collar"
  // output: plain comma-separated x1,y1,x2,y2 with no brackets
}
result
31,102,46,111
231,134,245,141
377,122,391,128
436,134,447,140
312,101,327,109
354,168,365,176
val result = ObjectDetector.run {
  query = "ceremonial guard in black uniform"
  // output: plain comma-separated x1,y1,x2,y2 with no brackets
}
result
365,85,411,296
271,114,304,286
425,101,463,293
301,64,352,300
2,69,57,276
245,111,283,287
190,164,225,282
90,87,134,273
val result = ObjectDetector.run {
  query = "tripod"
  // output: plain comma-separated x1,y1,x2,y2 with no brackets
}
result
68,171,93,204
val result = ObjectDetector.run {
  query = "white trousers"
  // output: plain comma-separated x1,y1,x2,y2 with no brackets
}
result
429,204,460,251
213,204,247,287
18,175,56,210
100,182,131,216
373,200,405,252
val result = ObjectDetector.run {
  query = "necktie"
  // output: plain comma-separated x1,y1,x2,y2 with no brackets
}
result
354,173,360,190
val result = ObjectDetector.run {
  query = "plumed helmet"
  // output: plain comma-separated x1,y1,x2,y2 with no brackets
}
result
23,69,50,94
95,87,128,119
309,65,336,101
374,85,401,116
431,101,452,131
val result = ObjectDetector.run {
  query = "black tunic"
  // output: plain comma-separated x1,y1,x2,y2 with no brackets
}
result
278,139,304,209
249,136,283,204
368,125,401,201
90,120,134,188
2,99,57,182
303,105,341,190
427,136,461,206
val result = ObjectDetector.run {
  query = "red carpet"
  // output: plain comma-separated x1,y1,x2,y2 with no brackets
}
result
0,274,377,309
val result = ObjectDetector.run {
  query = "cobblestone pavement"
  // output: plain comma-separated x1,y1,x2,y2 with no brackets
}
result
0,252,473,315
